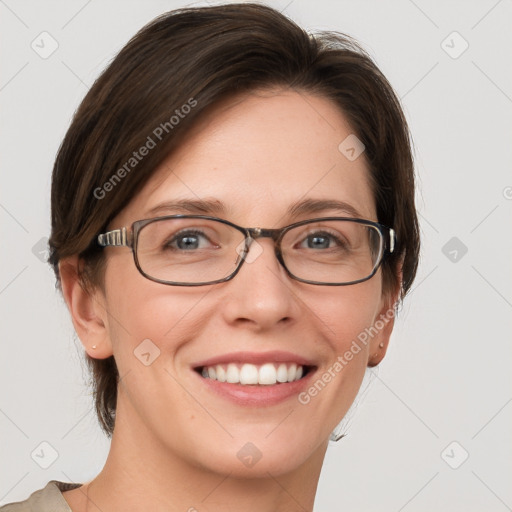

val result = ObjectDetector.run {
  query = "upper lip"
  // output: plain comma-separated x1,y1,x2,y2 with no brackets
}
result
192,351,316,369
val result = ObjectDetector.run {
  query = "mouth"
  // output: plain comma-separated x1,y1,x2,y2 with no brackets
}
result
191,351,317,406
195,362,314,385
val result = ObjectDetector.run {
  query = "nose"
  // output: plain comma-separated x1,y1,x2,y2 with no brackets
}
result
220,237,300,331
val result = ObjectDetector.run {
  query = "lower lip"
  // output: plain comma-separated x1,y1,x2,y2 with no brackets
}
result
194,370,316,406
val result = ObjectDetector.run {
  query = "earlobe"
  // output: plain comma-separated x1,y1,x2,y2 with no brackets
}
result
367,266,403,367
366,307,394,367
59,256,113,359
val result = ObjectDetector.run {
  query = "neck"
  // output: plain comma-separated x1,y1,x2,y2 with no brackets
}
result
84,394,327,512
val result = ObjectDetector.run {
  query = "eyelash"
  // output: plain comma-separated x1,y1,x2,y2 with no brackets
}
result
163,228,348,251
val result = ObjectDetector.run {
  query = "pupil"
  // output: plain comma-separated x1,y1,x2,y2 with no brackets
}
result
178,235,198,250
309,235,329,249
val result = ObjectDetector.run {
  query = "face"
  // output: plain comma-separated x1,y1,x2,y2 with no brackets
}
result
93,89,395,477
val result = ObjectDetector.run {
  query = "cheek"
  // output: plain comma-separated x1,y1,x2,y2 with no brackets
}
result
296,280,382,418
101,269,210,426
308,278,382,352
101,254,204,365
105,278,206,362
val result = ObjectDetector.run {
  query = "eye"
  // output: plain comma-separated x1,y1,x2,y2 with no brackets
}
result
165,229,213,251
298,230,346,250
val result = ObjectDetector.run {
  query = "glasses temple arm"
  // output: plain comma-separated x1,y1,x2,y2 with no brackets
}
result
98,227,129,247
389,228,395,253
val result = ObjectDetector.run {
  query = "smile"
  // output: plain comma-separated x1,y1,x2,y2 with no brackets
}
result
198,362,310,385
192,351,317,405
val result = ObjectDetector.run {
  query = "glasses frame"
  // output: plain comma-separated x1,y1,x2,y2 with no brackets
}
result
97,214,395,287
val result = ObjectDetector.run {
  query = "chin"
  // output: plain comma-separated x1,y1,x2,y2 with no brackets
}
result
187,427,328,478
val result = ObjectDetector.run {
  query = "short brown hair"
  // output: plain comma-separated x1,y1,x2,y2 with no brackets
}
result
49,3,420,436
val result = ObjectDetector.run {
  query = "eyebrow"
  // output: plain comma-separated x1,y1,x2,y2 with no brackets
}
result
145,197,363,220
287,198,363,219
146,198,228,217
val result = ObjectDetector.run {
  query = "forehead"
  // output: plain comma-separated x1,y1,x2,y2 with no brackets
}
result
118,89,376,226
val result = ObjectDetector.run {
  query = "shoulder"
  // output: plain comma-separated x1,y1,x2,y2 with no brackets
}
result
0,481,82,512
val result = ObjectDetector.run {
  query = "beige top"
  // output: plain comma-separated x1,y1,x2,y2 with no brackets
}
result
0,481,82,511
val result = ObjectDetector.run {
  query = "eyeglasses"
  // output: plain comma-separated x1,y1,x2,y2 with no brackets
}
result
97,215,395,286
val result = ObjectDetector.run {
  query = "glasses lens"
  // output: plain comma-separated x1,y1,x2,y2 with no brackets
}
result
281,220,383,284
136,218,246,284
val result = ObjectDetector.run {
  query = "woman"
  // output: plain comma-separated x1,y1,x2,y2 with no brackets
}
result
1,3,419,511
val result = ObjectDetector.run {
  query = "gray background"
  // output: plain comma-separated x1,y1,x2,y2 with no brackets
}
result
1,0,511,510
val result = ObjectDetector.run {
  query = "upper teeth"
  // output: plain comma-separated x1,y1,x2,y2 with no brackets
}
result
201,363,304,385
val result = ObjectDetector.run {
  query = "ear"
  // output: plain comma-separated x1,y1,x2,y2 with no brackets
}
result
59,256,113,359
367,264,403,368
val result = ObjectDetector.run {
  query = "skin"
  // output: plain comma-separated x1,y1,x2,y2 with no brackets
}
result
60,88,400,512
